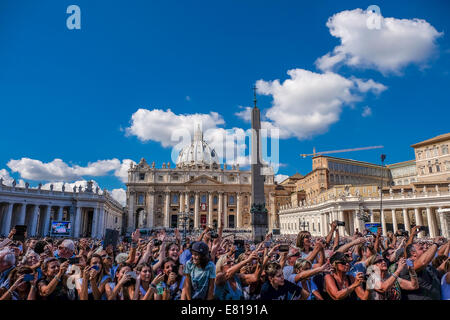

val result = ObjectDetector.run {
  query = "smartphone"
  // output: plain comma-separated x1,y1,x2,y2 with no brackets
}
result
279,244,289,252
68,257,80,265
336,221,345,227
91,265,99,271
13,225,27,241
418,226,427,232
126,271,136,279
406,259,414,268
23,274,34,282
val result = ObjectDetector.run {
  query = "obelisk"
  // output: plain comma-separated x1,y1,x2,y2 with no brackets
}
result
250,87,268,242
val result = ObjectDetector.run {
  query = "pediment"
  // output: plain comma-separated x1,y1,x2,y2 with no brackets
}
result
185,175,224,186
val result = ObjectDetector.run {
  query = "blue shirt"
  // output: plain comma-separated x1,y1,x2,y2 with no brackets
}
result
0,266,14,290
179,249,192,265
287,274,318,300
183,260,215,300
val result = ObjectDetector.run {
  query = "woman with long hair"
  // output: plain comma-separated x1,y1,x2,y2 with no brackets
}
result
323,252,368,300
104,263,135,300
78,253,111,300
133,262,165,300
0,266,37,300
214,250,261,300
161,258,183,300
181,241,216,300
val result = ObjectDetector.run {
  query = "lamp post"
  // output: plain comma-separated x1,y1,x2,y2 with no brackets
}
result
178,209,193,245
380,154,386,225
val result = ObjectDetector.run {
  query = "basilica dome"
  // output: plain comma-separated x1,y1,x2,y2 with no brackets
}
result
176,126,220,167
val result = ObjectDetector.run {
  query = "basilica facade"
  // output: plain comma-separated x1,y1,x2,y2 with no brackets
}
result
125,128,277,234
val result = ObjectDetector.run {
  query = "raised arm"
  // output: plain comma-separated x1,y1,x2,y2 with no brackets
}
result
326,221,337,246
294,262,332,282
413,240,439,272
336,238,365,254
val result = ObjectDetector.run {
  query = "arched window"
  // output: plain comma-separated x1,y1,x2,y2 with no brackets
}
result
229,195,235,204
172,194,178,204
213,196,218,204
201,195,206,203
190,196,194,204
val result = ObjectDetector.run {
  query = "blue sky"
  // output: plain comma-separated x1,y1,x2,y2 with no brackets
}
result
0,0,449,204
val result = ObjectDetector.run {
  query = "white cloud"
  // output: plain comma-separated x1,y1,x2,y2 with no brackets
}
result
113,159,136,183
362,106,372,117
275,174,289,183
0,169,25,187
125,108,225,147
234,106,252,122
316,8,443,74
256,69,386,140
111,188,127,206
7,158,134,183
186,96,191,101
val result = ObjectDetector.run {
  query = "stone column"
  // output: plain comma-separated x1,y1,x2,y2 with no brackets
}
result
353,210,359,234
91,207,98,238
425,207,435,238
236,193,241,229
97,207,105,238
224,194,228,228
402,208,411,233
391,209,398,233
128,192,135,233
380,209,387,236
208,192,213,227
74,206,81,238
147,192,155,228
194,192,200,229
30,205,39,236
269,193,275,230
437,207,448,238
369,209,375,223
42,206,51,237
414,208,424,238
2,203,14,236
180,193,185,212
338,210,345,235
218,192,223,228
57,206,64,221
18,203,26,225
321,213,327,236
185,192,189,211
164,192,170,227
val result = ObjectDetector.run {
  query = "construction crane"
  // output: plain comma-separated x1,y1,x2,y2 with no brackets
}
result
300,146,384,158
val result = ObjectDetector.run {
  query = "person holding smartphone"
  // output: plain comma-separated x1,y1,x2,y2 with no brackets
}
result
0,266,36,300
133,262,165,300
78,253,111,300
366,255,418,300
37,257,70,300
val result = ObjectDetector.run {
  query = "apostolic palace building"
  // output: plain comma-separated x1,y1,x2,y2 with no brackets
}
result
278,133,450,239
125,127,277,233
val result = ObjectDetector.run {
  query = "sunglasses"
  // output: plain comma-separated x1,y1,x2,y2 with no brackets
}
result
336,261,349,265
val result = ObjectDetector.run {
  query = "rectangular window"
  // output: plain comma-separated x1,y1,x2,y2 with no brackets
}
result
172,175,179,181
158,176,163,181
138,194,144,205
442,145,449,155
139,173,145,180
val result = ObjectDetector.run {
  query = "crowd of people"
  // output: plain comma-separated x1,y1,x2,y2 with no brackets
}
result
0,221,449,300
